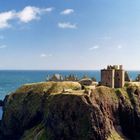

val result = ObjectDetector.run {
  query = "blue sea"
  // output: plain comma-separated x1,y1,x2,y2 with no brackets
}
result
0,70,99,100
0,70,140,119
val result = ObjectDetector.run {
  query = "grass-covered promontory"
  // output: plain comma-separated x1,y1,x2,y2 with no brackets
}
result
1,81,140,140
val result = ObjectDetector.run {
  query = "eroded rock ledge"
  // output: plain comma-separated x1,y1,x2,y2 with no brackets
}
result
0,81,140,140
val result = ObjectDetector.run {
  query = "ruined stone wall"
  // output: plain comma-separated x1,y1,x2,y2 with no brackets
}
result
101,69,114,88
114,70,125,88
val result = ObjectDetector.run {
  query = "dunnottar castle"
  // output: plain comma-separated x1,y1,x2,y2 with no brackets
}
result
48,64,134,89
101,65,125,88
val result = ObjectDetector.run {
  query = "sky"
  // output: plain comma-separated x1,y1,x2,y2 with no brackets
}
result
0,0,140,70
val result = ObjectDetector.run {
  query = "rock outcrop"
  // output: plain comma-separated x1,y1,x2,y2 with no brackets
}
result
0,81,140,140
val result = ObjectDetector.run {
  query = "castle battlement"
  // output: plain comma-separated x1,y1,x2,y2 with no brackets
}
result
107,65,123,70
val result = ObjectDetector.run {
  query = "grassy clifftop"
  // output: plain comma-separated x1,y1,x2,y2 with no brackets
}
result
15,81,81,94
1,81,140,140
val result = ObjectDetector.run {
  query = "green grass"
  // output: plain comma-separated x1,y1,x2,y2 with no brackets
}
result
21,123,47,140
15,81,81,95
107,130,125,140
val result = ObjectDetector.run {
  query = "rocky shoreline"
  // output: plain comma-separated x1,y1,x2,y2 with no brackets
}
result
0,81,140,140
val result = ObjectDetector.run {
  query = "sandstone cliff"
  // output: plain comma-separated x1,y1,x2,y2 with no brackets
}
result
0,81,140,140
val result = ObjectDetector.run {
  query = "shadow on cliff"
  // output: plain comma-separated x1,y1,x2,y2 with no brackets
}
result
116,87,140,140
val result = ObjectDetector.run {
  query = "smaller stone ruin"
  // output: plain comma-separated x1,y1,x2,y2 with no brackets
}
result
47,74,63,81
47,74,78,82
46,74,97,86
64,74,78,81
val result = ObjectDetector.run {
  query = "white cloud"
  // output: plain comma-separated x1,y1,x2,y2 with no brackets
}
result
17,6,40,23
0,11,16,29
58,22,77,29
0,6,53,29
0,45,7,49
17,6,53,23
40,53,52,58
40,54,46,57
44,7,54,12
117,45,123,49
60,9,74,15
89,45,99,50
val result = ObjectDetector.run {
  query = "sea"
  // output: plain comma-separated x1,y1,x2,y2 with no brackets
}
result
0,70,140,119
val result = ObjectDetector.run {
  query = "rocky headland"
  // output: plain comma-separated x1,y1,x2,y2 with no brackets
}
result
0,81,140,140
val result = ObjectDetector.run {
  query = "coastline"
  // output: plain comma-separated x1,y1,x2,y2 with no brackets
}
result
0,70,139,100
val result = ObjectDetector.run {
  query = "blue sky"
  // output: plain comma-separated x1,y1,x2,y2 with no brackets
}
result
0,0,140,70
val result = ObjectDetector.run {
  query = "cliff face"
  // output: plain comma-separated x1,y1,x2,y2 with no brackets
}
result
0,81,140,140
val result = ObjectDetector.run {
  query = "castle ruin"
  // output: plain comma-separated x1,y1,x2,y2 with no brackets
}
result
101,65,125,88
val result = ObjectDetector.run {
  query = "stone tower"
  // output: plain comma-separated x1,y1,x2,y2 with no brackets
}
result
101,65,125,88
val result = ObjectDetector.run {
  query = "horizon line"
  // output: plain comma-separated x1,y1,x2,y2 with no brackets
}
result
0,69,140,71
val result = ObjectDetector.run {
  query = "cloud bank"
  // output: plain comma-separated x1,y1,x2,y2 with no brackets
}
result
60,9,74,15
0,6,53,29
